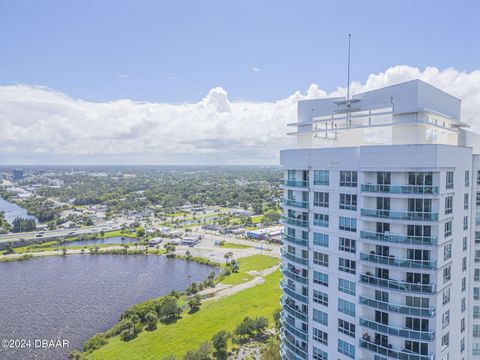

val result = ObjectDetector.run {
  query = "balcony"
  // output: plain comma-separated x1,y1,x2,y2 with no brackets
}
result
360,318,435,341
360,252,437,270
281,296,308,322
361,208,439,221
280,317,308,341
282,267,309,285
360,231,437,246
359,296,435,318
280,332,308,359
281,216,309,228
281,248,308,266
280,344,304,360
360,338,435,360
282,198,309,209
283,179,308,188
360,274,436,294
361,184,439,195
282,234,308,247
281,281,308,304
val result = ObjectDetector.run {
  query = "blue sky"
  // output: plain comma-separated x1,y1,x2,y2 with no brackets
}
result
1,0,479,103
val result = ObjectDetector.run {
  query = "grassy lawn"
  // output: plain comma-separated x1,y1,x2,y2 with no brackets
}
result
88,270,281,360
102,230,137,238
250,215,263,224
220,254,278,285
219,242,252,249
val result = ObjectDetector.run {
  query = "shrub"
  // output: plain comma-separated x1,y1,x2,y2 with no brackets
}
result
83,334,108,352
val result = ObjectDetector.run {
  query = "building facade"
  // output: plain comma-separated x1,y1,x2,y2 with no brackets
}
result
280,80,480,360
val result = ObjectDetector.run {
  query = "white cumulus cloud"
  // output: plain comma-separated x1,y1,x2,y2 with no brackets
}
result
0,65,479,165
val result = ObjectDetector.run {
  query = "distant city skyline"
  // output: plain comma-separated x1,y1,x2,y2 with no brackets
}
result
0,0,479,165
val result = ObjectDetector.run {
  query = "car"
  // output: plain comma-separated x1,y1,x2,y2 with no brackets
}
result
36,234,43,238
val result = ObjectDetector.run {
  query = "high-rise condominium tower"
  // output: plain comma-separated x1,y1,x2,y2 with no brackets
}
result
280,79,480,360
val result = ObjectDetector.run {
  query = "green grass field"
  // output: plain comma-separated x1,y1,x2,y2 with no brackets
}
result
88,269,281,360
219,241,252,249
220,254,278,285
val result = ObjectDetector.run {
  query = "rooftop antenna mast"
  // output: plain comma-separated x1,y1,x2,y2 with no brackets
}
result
346,33,351,101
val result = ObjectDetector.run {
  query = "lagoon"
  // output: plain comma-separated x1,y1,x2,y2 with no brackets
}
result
0,255,216,360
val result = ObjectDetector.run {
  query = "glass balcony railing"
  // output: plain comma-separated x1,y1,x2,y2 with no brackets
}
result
282,267,308,284
282,198,309,209
281,248,308,266
361,184,439,195
281,216,309,228
280,344,304,360
360,338,435,360
361,208,439,221
283,179,308,188
281,281,308,304
359,296,435,318
360,231,437,245
282,234,308,247
280,333,308,360
281,296,308,322
359,318,435,341
280,317,308,340
360,274,436,294
360,252,437,270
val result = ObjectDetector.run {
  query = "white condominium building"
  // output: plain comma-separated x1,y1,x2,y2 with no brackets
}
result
280,79,480,360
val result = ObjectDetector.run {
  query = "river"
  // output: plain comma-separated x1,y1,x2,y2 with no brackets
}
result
0,255,217,359
0,197,37,224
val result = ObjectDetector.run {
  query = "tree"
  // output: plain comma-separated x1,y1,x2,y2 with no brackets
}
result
188,294,202,313
252,316,268,334
183,342,212,360
212,330,229,355
145,311,158,330
261,339,281,360
273,308,281,330
62,246,67,256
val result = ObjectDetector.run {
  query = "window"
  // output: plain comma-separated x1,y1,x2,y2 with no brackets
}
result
461,318,465,333
463,236,468,251
313,308,328,325
462,276,466,291
338,339,355,359
338,278,355,295
313,271,328,287
446,171,454,189
476,250,480,263
406,296,429,309
474,306,480,319
461,297,466,312
339,258,356,274
405,317,429,331
314,192,329,207
409,172,433,186
464,216,468,231
339,194,357,210
443,266,451,283
340,171,357,187
339,216,357,232
443,288,450,305
475,269,480,282
312,347,328,360
313,252,329,267
313,232,329,247
466,170,470,187
461,337,465,353
465,193,469,210
405,341,428,356
444,221,452,238
442,310,450,329
338,298,355,317
313,328,328,345
444,243,452,261
314,213,329,227
475,287,480,300
339,237,356,253
445,196,453,214
476,231,480,244
313,290,328,306
338,319,355,338
313,170,329,186
474,342,480,356
441,332,449,349
477,170,480,185
477,192,480,206
462,258,467,272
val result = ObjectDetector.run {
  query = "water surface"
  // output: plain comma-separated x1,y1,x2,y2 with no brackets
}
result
0,197,37,224
0,255,216,360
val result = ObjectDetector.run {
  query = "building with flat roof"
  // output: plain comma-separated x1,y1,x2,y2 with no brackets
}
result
280,80,479,360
